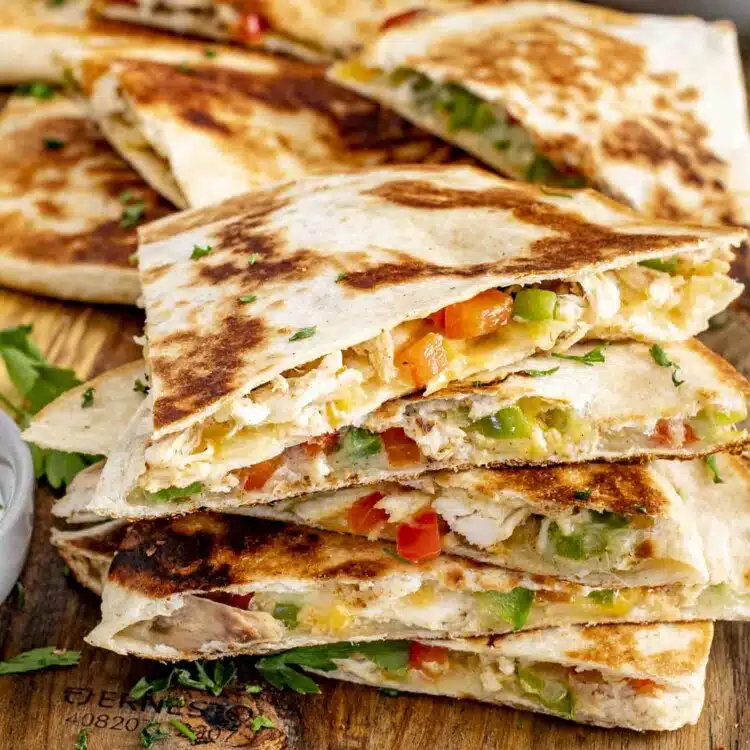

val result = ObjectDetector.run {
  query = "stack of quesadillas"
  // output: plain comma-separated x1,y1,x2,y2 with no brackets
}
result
30,164,750,730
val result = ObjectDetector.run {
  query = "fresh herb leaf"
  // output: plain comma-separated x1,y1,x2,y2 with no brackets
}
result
119,192,147,228
139,720,168,747
133,378,150,395
574,488,592,501
520,367,559,378
48,0,67,5
73,728,90,750
475,587,535,630
81,388,95,409
169,719,196,743
289,327,316,341
15,82,56,100
245,684,263,694
382,547,414,565
0,647,80,675
146,482,204,503
649,345,683,387
704,455,724,484
379,688,402,697
251,716,274,732
248,253,259,265
14,582,24,611
128,670,176,701
203,47,218,58
43,137,65,150
635,505,648,513
174,660,237,697
239,295,257,304
163,696,185,708
177,63,195,75
128,252,139,266
335,273,347,282
551,344,608,366
190,244,212,260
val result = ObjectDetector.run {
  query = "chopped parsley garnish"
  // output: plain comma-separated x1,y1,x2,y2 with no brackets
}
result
15,82,56,100
14,582,25,611
163,697,185,708
251,717,274,732
0,325,100,488
129,660,237,702
379,688,402,697
146,482,204,503
169,719,196,743
520,367,559,377
703,455,724,484
48,0,67,6
190,244,212,260
335,273,347,282
573,488,592,500
239,295,257,304
0,646,80,674
81,387,95,409
649,345,683,387
539,187,573,198
289,327,316,341
248,253,259,265
119,192,148,228
203,47,218,58
128,252,139,266
551,343,608,366
245,684,263,694
177,63,196,75
139,720,168,747
382,547,414,565
133,377,150,395
635,505,648,514
73,728,90,750
43,137,65,150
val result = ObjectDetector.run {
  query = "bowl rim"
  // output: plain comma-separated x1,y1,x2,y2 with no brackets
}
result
0,410,34,532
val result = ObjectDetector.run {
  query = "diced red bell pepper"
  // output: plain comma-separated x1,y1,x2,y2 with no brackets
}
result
380,8,427,31
409,641,449,670
243,455,283,490
396,511,442,563
652,420,698,447
302,432,339,457
399,332,449,388
381,428,421,467
347,492,388,535
437,289,514,339
236,10,269,43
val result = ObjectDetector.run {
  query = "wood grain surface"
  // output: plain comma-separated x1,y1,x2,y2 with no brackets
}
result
0,249,748,749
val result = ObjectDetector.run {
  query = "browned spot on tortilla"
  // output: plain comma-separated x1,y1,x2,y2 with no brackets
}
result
339,180,699,289
181,107,232,136
566,622,712,677
64,523,129,557
634,539,654,560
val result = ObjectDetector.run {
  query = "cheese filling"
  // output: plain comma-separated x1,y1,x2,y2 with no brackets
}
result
141,252,738,494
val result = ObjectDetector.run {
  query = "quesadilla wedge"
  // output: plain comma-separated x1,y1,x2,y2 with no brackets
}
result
331,2,750,225
260,621,713,731
84,512,748,661
64,41,472,209
91,0,471,60
0,94,172,304
125,167,744,497
51,453,750,590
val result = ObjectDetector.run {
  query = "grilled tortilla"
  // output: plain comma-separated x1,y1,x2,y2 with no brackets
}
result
0,94,172,304
286,622,712,731
51,453,750,590
84,512,746,661
92,0,474,60
123,166,744,498
65,40,472,209
331,1,750,225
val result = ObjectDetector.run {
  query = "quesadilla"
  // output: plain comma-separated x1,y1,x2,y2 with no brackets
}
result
91,0,472,60
330,2,750,225
64,41,472,209
84,512,748,660
51,453,750,589
260,621,713,731
123,167,744,498
0,93,172,304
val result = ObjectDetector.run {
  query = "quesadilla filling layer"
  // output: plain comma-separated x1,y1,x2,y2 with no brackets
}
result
117,575,715,655
263,640,671,722
142,250,739,495
244,481,695,585
335,62,586,188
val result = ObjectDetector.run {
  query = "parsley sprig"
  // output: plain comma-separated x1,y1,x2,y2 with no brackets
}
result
0,646,80,675
139,720,169,748
0,325,101,488
649,345,684,387
129,660,237,701
703,455,724,484
73,728,90,750
552,343,608,366
119,192,148,229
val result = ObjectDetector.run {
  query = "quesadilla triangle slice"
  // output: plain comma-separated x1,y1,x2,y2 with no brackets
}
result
262,621,713,731
0,94,172,304
82,337,749,519
330,1,750,225
130,166,744,496
64,41,472,210
84,512,749,661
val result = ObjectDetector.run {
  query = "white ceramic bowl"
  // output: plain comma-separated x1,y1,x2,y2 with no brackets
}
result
0,411,34,604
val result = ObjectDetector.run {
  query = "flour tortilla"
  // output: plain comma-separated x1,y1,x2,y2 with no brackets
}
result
304,622,712,731
65,40,473,209
0,94,172,304
84,511,745,661
331,1,750,225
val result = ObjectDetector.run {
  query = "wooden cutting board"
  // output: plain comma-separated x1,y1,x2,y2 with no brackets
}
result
0,264,749,750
